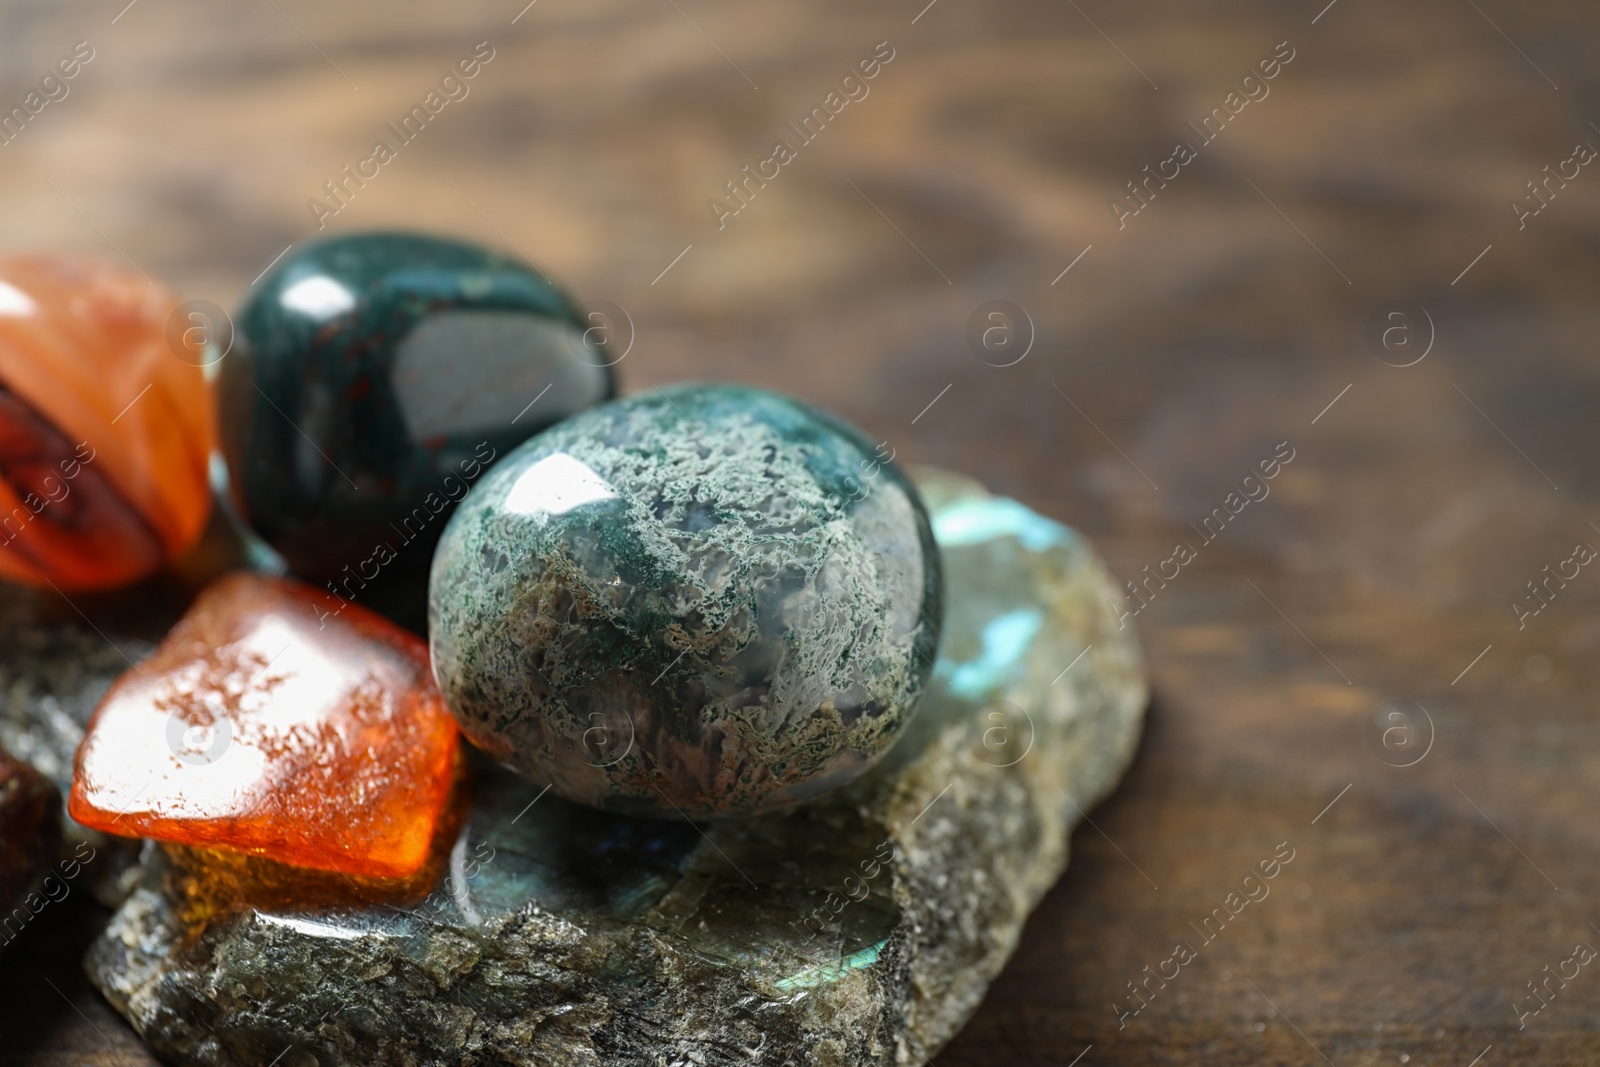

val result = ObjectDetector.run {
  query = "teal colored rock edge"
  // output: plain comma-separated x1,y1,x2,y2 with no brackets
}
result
87,468,1148,1067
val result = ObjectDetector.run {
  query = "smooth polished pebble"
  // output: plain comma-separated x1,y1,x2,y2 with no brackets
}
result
219,232,615,589
0,255,213,591
429,383,942,818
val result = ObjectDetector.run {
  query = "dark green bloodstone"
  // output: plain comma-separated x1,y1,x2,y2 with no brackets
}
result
428,384,943,818
218,232,615,598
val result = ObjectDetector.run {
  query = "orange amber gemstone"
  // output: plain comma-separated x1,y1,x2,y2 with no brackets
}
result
0,255,213,591
68,573,460,879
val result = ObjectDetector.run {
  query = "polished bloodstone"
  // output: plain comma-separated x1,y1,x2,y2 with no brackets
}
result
219,232,616,593
0,745,60,930
429,384,943,818
68,572,460,879
0,255,213,591
86,468,1149,1066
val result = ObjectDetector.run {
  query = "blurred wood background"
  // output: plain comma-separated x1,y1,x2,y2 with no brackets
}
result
3,0,1600,1063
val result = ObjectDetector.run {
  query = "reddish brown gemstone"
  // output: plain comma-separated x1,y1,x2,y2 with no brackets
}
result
0,255,214,591
68,573,459,879
0,746,60,934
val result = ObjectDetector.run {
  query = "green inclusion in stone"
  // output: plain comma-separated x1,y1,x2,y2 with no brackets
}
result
428,383,943,818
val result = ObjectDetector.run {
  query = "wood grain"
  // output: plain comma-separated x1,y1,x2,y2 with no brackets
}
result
2,0,1598,1062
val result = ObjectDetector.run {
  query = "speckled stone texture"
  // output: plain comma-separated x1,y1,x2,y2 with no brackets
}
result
0,603,153,799
87,468,1147,1067
0,593,152,906
0,744,60,931
429,384,943,818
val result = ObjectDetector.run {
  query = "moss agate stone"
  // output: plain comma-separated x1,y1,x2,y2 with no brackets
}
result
429,384,942,818
219,232,614,587
86,468,1148,1066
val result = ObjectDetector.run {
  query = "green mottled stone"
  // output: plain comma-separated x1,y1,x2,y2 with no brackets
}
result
85,468,1148,1067
429,384,943,818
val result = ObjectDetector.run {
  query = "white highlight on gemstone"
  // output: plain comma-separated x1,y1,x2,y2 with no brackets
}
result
279,275,357,320
259,914,376,942
505,452,617,516
0,281,38,317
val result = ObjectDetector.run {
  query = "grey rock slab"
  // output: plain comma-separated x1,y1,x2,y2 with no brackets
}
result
0,593,152,906
87,468,1148,1066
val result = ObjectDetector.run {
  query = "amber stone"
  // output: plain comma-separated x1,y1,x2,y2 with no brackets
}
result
68,573,459,879
0,255,214,591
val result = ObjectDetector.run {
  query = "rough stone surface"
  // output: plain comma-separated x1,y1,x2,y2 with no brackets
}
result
429,384,942,818
0,601,152,798
0,744,60,930
0,593,151,905
88,468,1148,1066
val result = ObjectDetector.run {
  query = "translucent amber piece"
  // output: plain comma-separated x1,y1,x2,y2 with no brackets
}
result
0,255,213,591
68,573,459,878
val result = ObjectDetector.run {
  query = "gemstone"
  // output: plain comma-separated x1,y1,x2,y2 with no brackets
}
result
0,745,60,931
68,572,461,879
0,255,213,591
218,233,616,603
428,383,943,818
86,468,1149,1066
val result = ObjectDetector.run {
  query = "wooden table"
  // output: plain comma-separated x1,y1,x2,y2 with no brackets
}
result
2,0,1597,1062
